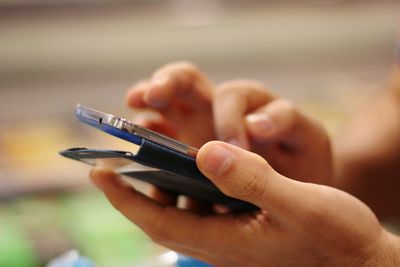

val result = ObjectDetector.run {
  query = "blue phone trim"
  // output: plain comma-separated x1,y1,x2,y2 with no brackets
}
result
77,112,143,145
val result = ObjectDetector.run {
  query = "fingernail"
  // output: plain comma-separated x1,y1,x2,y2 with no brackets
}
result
203,145,233,175
246,113,274,131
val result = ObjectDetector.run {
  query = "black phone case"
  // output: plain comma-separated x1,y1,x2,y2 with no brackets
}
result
60,139,257,213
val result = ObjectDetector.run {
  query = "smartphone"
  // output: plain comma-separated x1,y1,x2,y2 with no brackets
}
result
60,105,256,212
75,104,198,157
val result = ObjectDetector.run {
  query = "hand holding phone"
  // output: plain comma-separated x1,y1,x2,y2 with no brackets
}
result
60,105,256,212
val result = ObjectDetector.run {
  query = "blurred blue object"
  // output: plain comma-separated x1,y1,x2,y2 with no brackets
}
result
46,250,94,267
177,255,213,267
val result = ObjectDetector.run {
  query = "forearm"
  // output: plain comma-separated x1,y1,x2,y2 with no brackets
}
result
333,66,400,219
388,65,400,101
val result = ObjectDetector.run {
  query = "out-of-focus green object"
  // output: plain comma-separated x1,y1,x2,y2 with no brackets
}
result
61,191,159,267
0,206,37,267
0,190,162,267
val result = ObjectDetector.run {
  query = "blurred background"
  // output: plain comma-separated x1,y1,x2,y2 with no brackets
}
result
0,0,399,266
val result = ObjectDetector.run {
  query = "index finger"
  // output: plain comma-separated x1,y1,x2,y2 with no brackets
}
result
213,80,276,149
127,61,213,109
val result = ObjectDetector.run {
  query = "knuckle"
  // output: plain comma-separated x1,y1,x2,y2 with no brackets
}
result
227,168,267,201
314,121,331,146
215,80,245,99
217,79,265,94
215,81,235,94
153,61,205,93
175,61,198,72
272,99,300,132
276,99,297,115
154,61,198,76
216,80,272,107
170,61,200,78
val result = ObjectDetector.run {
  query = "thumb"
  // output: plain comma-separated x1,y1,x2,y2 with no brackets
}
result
196,141,315,218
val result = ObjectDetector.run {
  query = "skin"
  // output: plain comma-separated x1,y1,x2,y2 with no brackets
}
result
126,62,331,184
90,62,400,266
90,143,400,267
333,66,400,220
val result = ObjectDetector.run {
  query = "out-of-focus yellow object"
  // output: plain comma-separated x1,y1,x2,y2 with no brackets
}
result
0,119,92,195
1,121,70,169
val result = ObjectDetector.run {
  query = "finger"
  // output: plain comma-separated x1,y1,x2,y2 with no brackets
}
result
213,80,276,149
144,61,213,109
148,186,178,206
126,80,148,108
196,141,316,219
180,197,212,215
245,99,328,149
133,111,178,138
90,168,221,249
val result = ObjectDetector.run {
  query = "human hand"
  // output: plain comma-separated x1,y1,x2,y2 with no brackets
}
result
213,80,331,183
127,62,331,184
126,62,215,148
90,141,399,267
